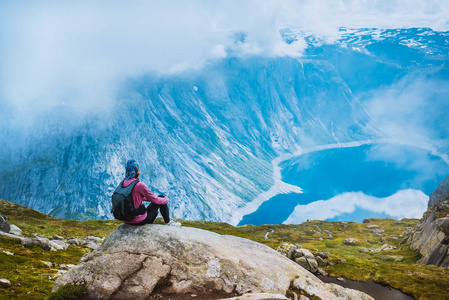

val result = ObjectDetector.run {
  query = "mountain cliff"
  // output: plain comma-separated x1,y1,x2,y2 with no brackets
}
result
404,176,449,268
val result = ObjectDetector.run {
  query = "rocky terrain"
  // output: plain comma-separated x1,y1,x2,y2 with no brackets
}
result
403,176,449,268
1,198,449,299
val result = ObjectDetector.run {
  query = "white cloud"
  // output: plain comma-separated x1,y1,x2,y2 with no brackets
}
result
0,0,448,111
283,189,428,224
364,75,449,148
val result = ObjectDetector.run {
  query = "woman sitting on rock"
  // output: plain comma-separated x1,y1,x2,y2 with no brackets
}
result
121,159,181,227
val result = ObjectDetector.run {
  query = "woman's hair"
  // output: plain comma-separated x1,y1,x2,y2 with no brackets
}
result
125,159,139,180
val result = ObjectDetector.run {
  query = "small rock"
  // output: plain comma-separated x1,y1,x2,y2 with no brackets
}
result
37,237,57,251
340,259,347,263
360,244,397,253
86,242,100,250
295,256,318,273
0,279,11,288
317,268,328,276
372,229,385,237
277,243,302,260
21,237,56,251
401,227,414,237
83,236,102,243
52,235,64,240
9,224,22,236
315,256,327,268
380,255,405,262
343,238,358,245
41,261,53,268
379,244,396,251
294,248,314,260
436,217,449,229
366,225,379,229
316,252,330,259
0,214,10,233
2,251,14,256
66,238,84,246
362,219,370,223
50,240,69,250
337,277,345,282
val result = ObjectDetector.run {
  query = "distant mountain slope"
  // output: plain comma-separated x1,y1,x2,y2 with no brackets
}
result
0,28,448,222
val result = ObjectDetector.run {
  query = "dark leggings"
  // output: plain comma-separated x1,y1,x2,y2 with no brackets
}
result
131,203,170,225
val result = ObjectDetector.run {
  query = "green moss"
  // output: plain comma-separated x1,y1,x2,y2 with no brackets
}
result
46,284,87,300
0,235,87,300
0,200,121,238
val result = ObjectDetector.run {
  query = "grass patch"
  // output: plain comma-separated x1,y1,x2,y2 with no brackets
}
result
0,236,88,300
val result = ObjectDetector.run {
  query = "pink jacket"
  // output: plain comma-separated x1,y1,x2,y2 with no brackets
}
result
122,178,168,224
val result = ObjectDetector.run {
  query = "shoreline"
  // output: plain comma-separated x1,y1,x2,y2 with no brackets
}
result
230,138,449,226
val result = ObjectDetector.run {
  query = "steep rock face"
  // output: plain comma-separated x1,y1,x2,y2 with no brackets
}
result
52,225,372,300
406,199,449,268
406,176,449,268
428,177,449,208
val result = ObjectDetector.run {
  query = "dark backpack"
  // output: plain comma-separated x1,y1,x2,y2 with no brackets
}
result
111,180,146,221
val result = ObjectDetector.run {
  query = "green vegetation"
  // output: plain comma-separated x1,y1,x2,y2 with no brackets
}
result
46,284,87,300
1,199,449,299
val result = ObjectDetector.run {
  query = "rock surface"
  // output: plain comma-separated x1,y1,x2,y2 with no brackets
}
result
0,213,10,233
276,244,326,274
405,199,449,268
0,279,11,288
9,224,22,236
360,244,397,253
343,238,358,245
53,225,373,300
222,293,289,300
428,177,449,208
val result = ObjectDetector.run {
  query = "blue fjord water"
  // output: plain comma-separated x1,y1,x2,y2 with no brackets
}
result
238,143,449,226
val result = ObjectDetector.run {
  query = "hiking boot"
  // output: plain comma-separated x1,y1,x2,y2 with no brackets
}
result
166,220,181,227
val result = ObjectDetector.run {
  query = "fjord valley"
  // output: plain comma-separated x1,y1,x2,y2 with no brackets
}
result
1,28,448,226
1,197,449,299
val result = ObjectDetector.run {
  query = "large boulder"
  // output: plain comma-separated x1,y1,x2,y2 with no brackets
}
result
52,225,372,300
